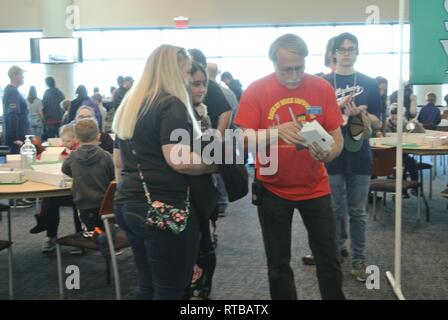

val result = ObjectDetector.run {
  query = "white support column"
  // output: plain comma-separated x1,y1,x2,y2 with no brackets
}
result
41,0,75,99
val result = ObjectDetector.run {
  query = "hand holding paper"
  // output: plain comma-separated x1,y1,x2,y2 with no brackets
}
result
297,120,335,152
276,121,304,146
308,142,331,162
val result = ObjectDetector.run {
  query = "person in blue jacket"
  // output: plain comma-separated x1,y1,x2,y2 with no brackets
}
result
2,65,33,209
417,93,441,129
2,65,30,154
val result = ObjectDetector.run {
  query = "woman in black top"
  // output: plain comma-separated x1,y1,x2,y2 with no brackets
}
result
113,45,215,300
185,61,220,300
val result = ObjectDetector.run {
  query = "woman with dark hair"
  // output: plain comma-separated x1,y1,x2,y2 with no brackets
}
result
187,61,219,300
27,85,44,138
69,85,103,129
375,76,388,120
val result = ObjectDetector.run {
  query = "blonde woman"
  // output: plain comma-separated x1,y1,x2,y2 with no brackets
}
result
112,45,215,300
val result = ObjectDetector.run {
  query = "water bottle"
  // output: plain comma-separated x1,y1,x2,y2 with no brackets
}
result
20,135,36,169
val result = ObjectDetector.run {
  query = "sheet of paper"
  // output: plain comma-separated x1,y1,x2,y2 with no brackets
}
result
298,121,334,152
43,147,65,154
31,162,63,174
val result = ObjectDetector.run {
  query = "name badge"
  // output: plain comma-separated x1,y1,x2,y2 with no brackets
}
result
307,106,322,115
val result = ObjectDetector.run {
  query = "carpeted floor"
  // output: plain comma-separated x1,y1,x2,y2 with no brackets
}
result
1,161,448,300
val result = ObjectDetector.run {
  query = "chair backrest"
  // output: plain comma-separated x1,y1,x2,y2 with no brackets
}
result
99,181,117,216
372,147,397,177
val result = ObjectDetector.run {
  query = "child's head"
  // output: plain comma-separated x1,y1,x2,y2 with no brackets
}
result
59,124,77,149
60,99,71,111
75,118,99,144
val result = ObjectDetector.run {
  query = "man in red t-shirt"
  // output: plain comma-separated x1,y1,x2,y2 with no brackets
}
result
234,34,345,300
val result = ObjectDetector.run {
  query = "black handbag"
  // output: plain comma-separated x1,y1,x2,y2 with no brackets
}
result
217,139,249,202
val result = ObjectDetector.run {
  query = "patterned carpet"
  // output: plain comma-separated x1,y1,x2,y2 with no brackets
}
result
1,162,448,300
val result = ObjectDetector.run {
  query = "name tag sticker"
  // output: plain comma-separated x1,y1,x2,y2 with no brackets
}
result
307,106,322,115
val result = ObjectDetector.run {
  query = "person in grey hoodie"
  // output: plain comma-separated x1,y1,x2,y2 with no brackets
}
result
62,117,114,232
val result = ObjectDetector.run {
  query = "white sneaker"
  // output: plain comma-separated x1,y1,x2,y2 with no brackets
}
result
42,238,57,252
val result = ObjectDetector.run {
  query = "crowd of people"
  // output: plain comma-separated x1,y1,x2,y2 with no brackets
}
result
2,30,446,300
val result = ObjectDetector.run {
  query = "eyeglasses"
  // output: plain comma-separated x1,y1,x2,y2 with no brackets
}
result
276,65,305,75
76,115,95,121
336,47,358,55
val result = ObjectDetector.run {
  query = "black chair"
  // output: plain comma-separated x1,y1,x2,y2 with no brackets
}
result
0,147,10,220
0,201,11,222
370,147,430,222
0,202,14,299
416,160,433,200
55,182,129,300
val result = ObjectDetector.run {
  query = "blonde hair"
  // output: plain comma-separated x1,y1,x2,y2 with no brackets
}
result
59,124,75,138
112,44,201,140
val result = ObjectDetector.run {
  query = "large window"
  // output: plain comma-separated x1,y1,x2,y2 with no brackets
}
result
0,31,44,109
73,24,411,97
0,24,416,117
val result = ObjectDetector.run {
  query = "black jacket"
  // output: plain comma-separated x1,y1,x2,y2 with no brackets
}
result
42,88,65,123
189,175,219,222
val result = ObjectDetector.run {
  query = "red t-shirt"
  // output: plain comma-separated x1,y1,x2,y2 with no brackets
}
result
234,73,343,201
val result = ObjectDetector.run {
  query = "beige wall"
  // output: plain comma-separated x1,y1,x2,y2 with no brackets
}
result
0,0,408,30
0,0,42,30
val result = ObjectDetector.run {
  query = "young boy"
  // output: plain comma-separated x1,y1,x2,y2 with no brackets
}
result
62,118,114,234
30,124,81,253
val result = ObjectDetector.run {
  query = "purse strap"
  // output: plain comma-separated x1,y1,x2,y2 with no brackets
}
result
128,140,153,205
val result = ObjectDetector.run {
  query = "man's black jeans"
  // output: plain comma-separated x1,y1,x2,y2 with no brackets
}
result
257,188,345,300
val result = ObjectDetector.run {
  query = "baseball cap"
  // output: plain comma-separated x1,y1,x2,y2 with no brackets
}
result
344,112,372,152
8,65,26,79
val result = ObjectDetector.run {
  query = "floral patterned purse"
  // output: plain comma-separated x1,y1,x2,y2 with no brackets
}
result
130,142,189,235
